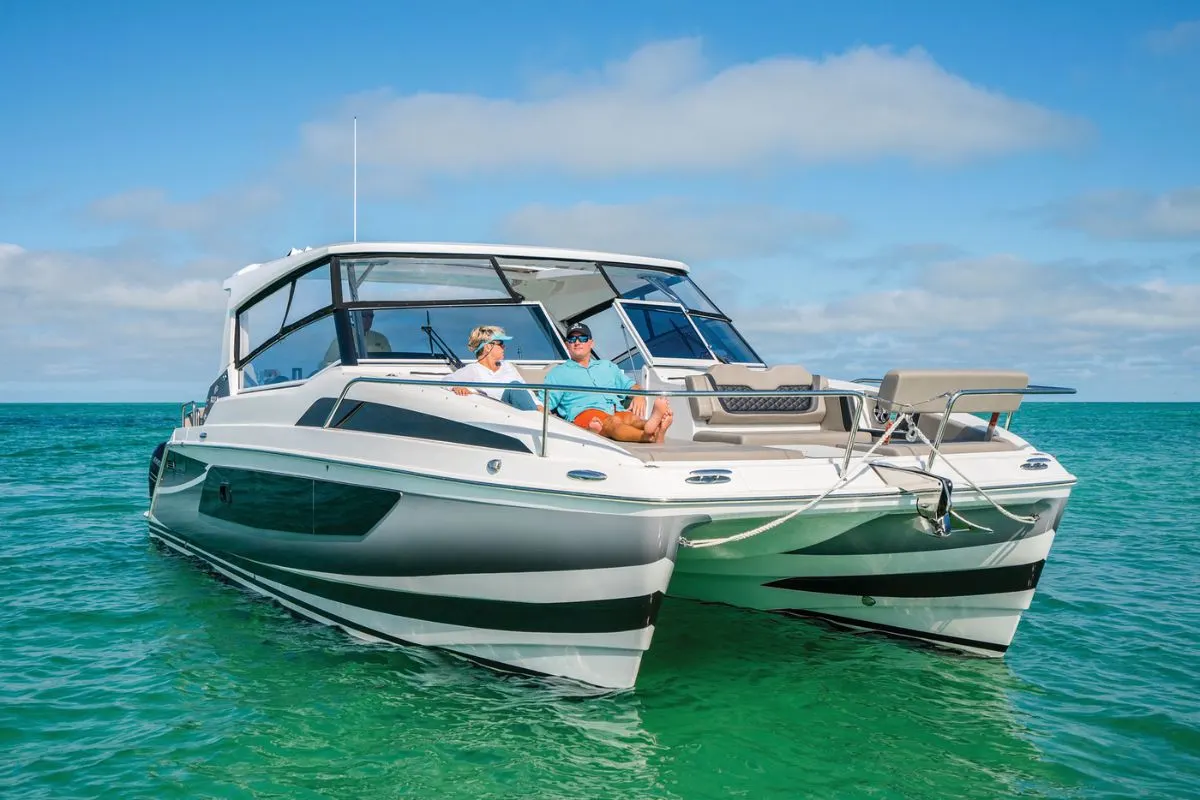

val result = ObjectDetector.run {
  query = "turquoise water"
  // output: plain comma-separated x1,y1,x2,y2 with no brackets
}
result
1,403,1198,799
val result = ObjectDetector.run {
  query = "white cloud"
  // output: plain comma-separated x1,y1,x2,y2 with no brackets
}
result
718,253,1200,398
300,39,1085,183
1048,187,1200,240
498,199,847,261
737,254,1200,336
1143,20,1200,54
0,243,227,392
86,184,283,236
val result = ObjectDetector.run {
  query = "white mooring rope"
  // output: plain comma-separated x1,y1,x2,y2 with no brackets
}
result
903,421,1038,526
678,414,907,549
678,410,1038,549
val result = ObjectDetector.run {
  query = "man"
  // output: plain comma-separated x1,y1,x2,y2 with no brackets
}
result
545,322,673,443
322,310,392,366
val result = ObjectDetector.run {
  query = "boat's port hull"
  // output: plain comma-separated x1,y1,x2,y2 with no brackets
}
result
148,445,679,689
670,494,1069,655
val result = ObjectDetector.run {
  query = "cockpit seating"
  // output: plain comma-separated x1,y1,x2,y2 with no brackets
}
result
684,364,871,448
858,369,1028,455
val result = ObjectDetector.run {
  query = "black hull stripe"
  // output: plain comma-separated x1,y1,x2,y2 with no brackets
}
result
772,609,1009,653
297,397,532,454
149,529,562,682
150,523,662,634
763,561,1045,598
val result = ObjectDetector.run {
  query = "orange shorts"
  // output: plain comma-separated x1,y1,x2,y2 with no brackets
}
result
572,408,611,430
573,409,639,430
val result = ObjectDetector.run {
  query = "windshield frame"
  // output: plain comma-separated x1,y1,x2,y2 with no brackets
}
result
598,263,724,316
687,312,765,366
614,300,719,368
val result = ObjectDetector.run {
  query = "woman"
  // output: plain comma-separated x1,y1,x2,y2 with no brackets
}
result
445,325,542,411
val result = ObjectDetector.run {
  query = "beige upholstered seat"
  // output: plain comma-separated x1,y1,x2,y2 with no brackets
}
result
875,369,1028,414
620,441,805,462
693,430,872,447
684,364,826,426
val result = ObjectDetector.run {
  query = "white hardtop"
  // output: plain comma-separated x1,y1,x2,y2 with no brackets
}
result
223,241,691,309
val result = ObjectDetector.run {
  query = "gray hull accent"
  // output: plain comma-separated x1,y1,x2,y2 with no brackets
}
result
785,497,1066,556
154,471,679,577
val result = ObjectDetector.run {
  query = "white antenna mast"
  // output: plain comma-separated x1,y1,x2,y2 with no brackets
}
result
352,116,358,242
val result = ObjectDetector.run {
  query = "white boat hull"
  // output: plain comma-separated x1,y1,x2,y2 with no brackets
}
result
670,491,1069,655
149,444,680,690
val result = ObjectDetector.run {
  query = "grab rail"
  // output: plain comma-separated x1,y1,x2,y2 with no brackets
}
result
180,401,207,428
322,375,869,470
925,385,1074,467
319,375,1074,470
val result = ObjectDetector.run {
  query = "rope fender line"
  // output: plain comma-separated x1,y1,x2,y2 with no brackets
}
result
903,419,1039,527
678,414,907,550
678,409,1038,550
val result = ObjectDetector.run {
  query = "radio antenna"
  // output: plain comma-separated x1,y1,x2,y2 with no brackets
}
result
352,116,358,242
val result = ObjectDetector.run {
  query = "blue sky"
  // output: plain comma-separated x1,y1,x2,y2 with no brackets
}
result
1,1,1198,401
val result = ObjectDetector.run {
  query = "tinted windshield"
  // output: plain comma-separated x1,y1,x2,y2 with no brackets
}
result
692,317,763,364
603,265,720,314
621,303,713,360
355,304,566,362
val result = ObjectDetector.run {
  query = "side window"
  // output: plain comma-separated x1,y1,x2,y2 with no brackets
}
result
240,283,290,359
238,263,332,360
241,314,339,389
284,265,332,326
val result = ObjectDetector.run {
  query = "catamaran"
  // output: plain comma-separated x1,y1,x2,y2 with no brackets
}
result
147,242,1076,689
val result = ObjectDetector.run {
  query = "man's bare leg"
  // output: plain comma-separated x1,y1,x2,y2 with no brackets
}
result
600,415,658,442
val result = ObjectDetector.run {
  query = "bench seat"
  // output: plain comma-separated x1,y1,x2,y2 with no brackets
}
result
620,441,805,462
693,430,872,447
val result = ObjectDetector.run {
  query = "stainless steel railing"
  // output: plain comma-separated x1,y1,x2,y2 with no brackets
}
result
180,401,207,428
317,375,1075,470
924,385,1075,468
322,375,871,471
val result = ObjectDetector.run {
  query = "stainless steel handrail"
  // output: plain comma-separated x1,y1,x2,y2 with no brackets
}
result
322,375,868,471
180,400,207,428
926,385,1075,467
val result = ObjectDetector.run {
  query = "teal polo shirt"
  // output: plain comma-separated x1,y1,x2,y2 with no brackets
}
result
544,358,635,421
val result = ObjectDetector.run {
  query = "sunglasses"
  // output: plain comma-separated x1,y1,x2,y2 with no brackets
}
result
488,340,506,347
565,335,591,344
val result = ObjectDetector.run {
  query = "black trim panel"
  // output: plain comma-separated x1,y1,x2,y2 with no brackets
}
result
157,450,211,489
151,524,662,633
198,466,400,536
296,397,532,454
764,561,1045,598
772,609,1009,653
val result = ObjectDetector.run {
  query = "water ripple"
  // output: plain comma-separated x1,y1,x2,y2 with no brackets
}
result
0,403,1197,799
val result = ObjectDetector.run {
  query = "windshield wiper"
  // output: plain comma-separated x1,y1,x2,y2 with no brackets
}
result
422,315,464,369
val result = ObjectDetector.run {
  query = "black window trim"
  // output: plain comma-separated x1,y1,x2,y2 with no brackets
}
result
235,259,335,368
687,311,766,366
598,262,725,318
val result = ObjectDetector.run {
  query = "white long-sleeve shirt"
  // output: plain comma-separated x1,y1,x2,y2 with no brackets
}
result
445,361,539,405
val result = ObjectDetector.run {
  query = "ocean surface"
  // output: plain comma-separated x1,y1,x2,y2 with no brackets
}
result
1,402,1198,799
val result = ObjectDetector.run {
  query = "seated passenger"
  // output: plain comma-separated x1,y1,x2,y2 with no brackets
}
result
446,326,542,411
322,310,391,366
544,323,673,443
